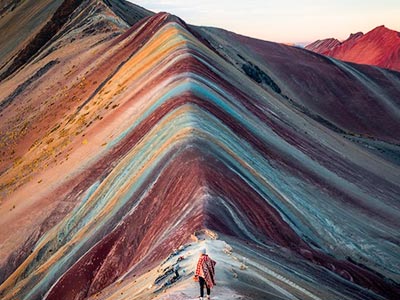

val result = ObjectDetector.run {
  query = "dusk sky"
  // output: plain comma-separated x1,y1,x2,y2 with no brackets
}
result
129,0,400,44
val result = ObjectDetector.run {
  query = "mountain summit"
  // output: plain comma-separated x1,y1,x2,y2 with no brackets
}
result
306,25,400,71
0,1,400,300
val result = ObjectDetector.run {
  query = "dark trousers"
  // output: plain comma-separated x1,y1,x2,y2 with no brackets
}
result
199,276,210,297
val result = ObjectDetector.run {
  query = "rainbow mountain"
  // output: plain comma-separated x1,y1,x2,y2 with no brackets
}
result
0,1,399,299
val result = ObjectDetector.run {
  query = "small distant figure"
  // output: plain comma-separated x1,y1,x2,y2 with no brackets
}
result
173,264,180,278
194,248,216,300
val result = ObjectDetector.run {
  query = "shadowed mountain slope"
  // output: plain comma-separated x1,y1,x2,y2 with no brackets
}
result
305,25,400,72
103,0,153,26
0,2,399,300
0,0,64,76
195,26,400,144
0,0,153,81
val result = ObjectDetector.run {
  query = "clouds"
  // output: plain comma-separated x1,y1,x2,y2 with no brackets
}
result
129,0,400,43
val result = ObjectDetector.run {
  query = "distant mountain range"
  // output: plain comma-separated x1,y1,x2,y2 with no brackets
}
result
306,25,400,71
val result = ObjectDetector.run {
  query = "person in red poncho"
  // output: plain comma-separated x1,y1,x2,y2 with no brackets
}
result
194,248,216,300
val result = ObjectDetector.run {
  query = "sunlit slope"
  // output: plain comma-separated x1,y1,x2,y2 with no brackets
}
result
306,25,400,72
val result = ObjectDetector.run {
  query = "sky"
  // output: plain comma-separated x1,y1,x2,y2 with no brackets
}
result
128,0,400,44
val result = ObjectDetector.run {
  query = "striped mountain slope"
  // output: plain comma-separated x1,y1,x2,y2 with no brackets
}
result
0,1,399,299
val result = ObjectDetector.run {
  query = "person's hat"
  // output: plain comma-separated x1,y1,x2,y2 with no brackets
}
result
201,248,207,255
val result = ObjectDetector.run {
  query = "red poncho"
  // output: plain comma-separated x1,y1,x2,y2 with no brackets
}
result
195,254,216,288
